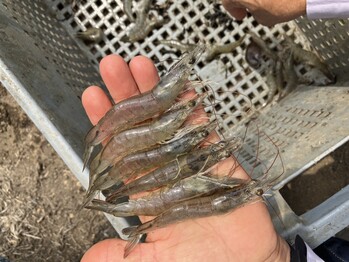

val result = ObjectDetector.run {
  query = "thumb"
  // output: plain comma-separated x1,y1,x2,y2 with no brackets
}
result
81,238,155,262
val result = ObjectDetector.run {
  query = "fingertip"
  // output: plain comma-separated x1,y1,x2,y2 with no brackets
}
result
100,54,139,102
81,239,125,262
129,56,160,93
222,0,247,20
82,86,112,125
228,7,248,20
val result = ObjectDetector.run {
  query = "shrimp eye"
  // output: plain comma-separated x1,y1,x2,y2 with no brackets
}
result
188,100,196,107
201,130,209,137
218,141,226,148
256,189,264,196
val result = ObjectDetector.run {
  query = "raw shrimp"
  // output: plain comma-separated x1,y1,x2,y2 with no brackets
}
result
105,139,242,202
86,175,246,217
83,45,205,168
161,35,246,62
248,32,278,61
122,179,265,238
122,16,167,43
245,40,264,69
75,27,104,43
205,35,246,62
160,39,196,53
121,0,166,42
283,36,336,84
123,0,135,22
91,120,218,191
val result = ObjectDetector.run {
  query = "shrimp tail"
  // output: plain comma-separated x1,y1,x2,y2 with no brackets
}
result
82,145,93,171
124,234,143,258
79,190,99,210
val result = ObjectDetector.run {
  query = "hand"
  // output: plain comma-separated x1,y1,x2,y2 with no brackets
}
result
81,55,290,261
222,0,306,26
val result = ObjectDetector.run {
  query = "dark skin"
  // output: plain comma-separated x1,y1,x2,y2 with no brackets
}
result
80,55,290,261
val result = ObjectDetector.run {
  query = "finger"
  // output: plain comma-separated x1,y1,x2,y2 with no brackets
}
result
100,54,140,103
129,56,160,93
81,239,155,262
82,86,113,125
222,0,248,20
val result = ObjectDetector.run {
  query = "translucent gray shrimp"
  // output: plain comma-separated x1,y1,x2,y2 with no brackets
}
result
105,139,242,202
83,45,205,168
283,36,336,84
245,40,264,69
160,39,196,53
264,60,283,105
91,121,217,191
123,0,135,22
122,179,265,238
75,27,104,43
248,32,278,61
205,35,246,62
86,175,246,217
280,51,298,99
121,0,166,42
122,16,167,43
161,35,246,62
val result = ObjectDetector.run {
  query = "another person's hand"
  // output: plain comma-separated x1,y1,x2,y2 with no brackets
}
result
81,55,290,261
222,0,306,26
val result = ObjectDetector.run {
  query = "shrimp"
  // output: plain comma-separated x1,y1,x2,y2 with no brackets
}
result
264,60,283,105
282,36,336,84
122,179,265,238
75,27,104,43
122,16,167,43
245,40,264,70
83,45,205,168
205,35,246,62
160,35,246,62
91,120,218,191
121,0,166,42
160,40,196,53
86,175,246,217
248,32,278,61
105,139,242,202
123,0,135,22
280,51,298,99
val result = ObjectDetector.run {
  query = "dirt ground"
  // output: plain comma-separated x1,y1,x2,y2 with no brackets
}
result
0,83,349,261
0,85,117,261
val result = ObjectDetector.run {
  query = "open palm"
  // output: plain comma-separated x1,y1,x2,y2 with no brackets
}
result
81,55,289,262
